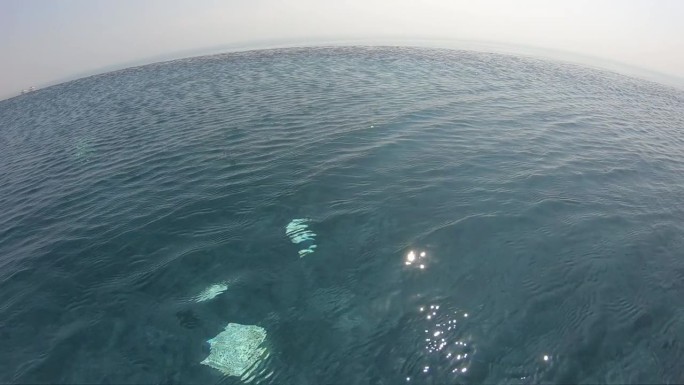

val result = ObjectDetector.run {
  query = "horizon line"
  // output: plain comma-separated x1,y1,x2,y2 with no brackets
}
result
3,37,684,102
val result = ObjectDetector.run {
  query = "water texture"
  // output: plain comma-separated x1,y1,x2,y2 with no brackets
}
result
1,47,684,384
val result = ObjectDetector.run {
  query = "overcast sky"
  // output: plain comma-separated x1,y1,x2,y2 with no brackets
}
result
1,0,683,100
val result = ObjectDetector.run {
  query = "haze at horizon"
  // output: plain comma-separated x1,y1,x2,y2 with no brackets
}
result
2,0,683,100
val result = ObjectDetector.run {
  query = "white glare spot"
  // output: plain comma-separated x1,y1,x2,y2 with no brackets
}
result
420,307,424,312
435,305,440,309
464,313,468,318
420,251,426,257
543,355,549,362
434,331,441,337
406,377,410,381
457,354,462,360
419,264,425,269
427,315,432,320
461,367,468,373
423,366,430,373
407,251,416,262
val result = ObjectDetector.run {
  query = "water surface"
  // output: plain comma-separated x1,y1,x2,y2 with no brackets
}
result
1,47,684,384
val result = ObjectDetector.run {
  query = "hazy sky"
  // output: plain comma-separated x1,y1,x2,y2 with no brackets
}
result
2,0,683,100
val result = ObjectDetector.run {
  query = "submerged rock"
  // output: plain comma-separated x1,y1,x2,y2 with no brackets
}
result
201,323,267,379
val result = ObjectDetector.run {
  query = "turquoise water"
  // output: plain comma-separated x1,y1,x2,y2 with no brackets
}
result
1,47,684,384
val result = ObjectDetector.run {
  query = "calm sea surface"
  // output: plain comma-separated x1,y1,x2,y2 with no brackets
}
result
1,47,684,384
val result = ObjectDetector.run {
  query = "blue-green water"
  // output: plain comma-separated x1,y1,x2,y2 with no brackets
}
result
1,47,684,384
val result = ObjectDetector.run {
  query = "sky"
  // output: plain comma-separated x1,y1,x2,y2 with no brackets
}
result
1,0,683,100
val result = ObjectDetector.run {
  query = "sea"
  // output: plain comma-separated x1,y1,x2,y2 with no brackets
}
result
1,46,684,384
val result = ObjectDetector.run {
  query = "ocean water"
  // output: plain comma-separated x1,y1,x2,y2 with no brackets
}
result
1,46,684,384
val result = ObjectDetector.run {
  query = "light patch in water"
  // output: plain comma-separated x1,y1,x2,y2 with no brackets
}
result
286,218,317,258
298,244,317,257
73,138,94,161
193,283,229,302
201,323,267,379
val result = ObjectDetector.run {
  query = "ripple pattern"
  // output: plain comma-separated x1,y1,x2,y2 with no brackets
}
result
1,47,684,384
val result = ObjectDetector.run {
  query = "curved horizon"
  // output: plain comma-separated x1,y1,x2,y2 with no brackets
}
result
2,0,683,100
2,39,683,102
2,8,684,383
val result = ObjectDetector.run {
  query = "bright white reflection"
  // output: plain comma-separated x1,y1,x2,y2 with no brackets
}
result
404,249,428,269
403,249,473,379
411,302,474,380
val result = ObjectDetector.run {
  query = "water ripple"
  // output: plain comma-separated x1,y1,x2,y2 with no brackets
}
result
0,46,683,383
